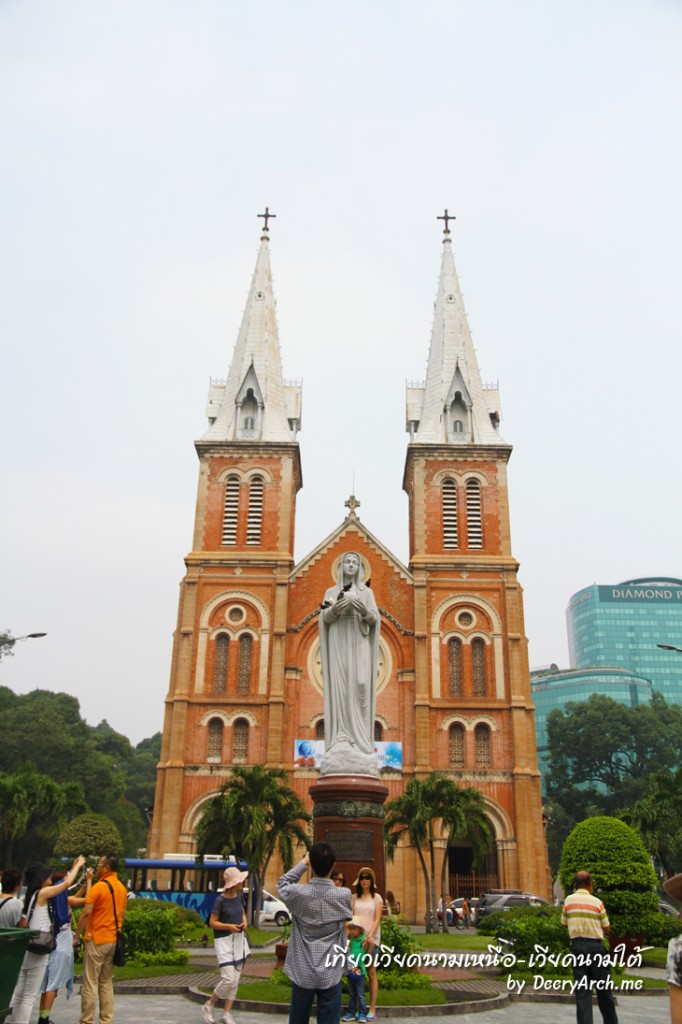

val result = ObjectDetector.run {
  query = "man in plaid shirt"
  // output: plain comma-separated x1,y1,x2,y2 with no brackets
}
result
277,843,353,1024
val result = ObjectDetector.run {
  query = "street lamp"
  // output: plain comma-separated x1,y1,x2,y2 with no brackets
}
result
657,644,682,654
15,633,48,642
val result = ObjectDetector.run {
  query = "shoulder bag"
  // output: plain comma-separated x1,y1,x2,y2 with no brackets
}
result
26,892,57,955
103,880,126,966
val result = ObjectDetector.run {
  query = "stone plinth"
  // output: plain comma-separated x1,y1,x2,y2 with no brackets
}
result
309,774,389,898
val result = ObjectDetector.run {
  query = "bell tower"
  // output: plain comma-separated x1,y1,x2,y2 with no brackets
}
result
148,215,302,856
403,213,548,895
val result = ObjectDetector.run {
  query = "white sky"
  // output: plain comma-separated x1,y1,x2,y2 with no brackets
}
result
2,1,681,745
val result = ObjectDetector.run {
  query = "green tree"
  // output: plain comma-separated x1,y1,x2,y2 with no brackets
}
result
543,693,682,869
0,630,16,661
54,812,124,861
436,778,494,933
384,771,493,933
0,765,85,868
624,766,682,876
560,816,658,936
0,688,160,856
195,765,311,924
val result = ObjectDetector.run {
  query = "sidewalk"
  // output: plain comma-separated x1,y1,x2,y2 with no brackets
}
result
49,990,671,1024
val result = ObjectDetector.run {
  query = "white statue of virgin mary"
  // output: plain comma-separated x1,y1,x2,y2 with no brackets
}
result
318,551,380,777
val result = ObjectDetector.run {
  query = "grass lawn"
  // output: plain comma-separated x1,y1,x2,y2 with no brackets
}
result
416,932,492,951
640,947,668,969
234,980,447,1005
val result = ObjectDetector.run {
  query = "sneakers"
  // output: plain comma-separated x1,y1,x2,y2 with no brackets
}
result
342,1015,355,1021
202,1002,215,1024
222,1014,236,1024
358,1016,368,1022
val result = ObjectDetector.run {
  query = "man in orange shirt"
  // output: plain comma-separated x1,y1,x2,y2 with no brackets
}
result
73,854,127,1024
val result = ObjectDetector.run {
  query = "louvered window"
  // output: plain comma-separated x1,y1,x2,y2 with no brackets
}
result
237,634,253,693
449,724,465,768
246,476,264,545
472,638,487,697
222,476,240,545
233,719,249,763
475,724,491,768
443,479,458,549
466,479,483,549
315,720,325,741
207,718,223,763
213,635,229,692
448,637,463,696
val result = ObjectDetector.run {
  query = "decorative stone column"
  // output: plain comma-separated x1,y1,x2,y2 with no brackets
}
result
309,774,389,897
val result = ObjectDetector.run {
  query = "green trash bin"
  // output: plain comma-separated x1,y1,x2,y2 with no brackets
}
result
0,928,34,1021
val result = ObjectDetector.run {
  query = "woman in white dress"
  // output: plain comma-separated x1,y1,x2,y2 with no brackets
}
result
8,856,85,1024
351,867,383,1021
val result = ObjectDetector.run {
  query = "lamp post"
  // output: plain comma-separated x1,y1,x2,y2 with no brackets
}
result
0,631,47,660
657,644,682,654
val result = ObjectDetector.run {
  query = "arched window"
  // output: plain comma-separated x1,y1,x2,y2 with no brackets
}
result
472,638,487,697
443,479,458,549
448,637,463,696
449,724,465,769
207,718,223,763
475,723,491,768
237,634,253,693
233,719,249,764
466,479,483,549
374,721,383,742
246,476,264,545
453,419,464,433
213,634,229,693
222,475,240,545
315,720,325,741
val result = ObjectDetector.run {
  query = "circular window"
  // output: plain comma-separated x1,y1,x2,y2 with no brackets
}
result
456,610,475,628
227,606,245,625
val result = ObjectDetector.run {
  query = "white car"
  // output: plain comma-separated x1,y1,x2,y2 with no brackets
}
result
258,889,290,926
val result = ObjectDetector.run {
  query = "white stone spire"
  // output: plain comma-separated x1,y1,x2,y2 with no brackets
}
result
406,229,504,446
202,230,301,443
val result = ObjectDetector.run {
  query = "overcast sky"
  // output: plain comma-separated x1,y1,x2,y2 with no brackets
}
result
2,1,681,745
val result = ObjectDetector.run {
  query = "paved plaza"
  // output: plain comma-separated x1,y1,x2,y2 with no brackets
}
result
48,989,671,1024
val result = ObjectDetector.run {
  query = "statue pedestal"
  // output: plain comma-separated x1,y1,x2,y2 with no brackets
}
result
309,774,389,898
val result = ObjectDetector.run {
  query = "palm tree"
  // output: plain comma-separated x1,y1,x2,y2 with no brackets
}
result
435,778,494,932
195,765,311,924
384,777,437,930
384,771,494,932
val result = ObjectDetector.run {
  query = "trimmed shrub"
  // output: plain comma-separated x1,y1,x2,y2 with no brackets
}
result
477,905,572,978
130,949,189,966
643,911,682,947
123,899,176,957
560,816,658,937
376,916,423,979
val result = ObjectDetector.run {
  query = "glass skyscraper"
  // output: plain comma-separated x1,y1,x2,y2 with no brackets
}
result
567,576,682,707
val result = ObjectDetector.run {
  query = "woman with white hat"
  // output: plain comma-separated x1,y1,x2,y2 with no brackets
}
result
202,866,250,1024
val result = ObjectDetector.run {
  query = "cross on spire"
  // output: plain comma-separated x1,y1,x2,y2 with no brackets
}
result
344,494,361,517
257,207,277,233
437,208,456,235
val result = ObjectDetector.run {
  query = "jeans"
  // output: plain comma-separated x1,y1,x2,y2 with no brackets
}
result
288,980,342,1024
571,938,618,1024
347,972,367,1017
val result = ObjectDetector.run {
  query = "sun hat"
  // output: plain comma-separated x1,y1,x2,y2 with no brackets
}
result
223,866,249,889
348,916,365,929
663,873,682,903
352,867,376,888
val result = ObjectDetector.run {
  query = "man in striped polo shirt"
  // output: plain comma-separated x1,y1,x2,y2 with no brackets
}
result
561,871,618,1024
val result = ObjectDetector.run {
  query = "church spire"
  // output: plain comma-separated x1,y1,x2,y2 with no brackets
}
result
406,214,504,446
202,214,301,443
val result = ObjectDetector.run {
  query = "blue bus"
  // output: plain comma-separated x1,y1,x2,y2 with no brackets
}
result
125,855,248,921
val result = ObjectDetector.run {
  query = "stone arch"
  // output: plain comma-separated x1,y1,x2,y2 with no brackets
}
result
430,594,504,700
195,590,271,695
